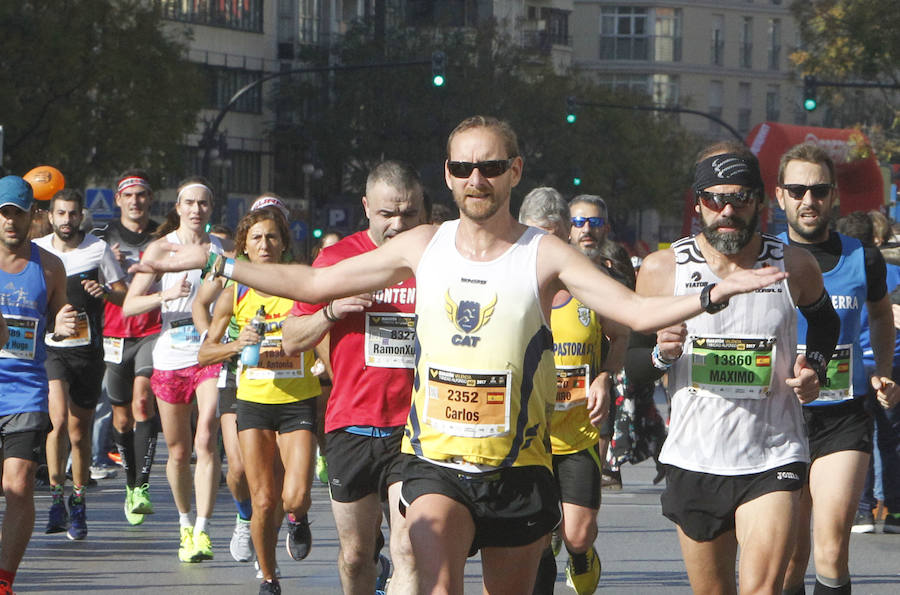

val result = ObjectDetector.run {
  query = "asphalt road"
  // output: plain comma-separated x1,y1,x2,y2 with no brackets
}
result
13,449,899,594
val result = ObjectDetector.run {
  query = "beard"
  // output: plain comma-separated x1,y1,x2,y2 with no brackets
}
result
701,209,758,255
788,213,829,242
52,224,77,242
576,243,600,261
454,192,502,222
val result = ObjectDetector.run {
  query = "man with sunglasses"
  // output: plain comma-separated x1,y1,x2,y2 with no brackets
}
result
775,143,900,595
132,118,791,594
625,141,840,595
569,195,609,262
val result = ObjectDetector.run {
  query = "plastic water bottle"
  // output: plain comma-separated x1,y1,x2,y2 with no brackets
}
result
240,305,266,367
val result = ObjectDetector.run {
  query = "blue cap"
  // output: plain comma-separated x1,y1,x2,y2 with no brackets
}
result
0,176,34,212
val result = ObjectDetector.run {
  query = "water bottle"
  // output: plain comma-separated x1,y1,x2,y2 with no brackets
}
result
240,305,266,367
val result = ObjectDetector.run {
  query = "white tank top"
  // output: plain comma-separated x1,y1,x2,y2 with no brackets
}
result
151,232,223,371
660,234,809,475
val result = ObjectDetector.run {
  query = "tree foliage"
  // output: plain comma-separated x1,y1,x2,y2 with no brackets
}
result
273,20,699,221
791,0,900,158
0,0,205,187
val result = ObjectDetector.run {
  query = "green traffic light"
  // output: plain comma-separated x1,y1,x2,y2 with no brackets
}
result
433,75,445,87
566,114,576,124
313,228,323,239
573,177,582,186
803,98,817,111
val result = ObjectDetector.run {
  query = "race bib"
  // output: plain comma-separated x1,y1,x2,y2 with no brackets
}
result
555,365,589,411
689,335,776,399
364,312,416,369
0,315,38,360
799,343,853,402
169,318,200,350
46,311,91,348
103,336,124,364
244,336,303,380
424,364,511,438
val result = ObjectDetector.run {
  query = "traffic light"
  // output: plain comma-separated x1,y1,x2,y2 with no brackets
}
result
803,76,817,111
572,167,582,187
566,96,577,124
431,51,446,87
313,228,323,239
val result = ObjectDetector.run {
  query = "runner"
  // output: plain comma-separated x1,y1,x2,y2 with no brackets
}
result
34,188,127,540
282,161,426,594
199,207,320,595
775,143,900,595
92,170,162,526
519,187,627,595
0,175,76,594
122,176,224,562
625,141,840,594
133,116,790,593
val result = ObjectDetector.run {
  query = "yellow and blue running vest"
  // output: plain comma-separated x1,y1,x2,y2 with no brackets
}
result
402,221,556,469
550,294,605,455
233,284,320,405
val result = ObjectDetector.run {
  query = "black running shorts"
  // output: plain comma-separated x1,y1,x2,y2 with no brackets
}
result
804,398,873,461
325,426,405,503
553,443,602,509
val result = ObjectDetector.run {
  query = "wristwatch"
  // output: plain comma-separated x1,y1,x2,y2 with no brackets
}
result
700,283,729,314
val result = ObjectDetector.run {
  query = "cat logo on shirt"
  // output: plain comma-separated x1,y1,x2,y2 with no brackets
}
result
445,291,497,347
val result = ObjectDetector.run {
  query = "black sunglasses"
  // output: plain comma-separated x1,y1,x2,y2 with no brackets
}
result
697,190,757,212
447,158,515,178
571,216,605,228
780,183,834,200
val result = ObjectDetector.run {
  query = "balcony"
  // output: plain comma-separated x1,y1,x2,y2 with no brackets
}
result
523,30,571,54
740,43,753,69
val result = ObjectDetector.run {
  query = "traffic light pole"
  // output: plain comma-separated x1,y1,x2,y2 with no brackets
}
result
802,76,900,111
568,99,745,144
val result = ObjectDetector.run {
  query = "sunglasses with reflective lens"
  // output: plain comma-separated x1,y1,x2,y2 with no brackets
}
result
697,190,757,211
571,216,605,228
780,183,834,200
447,158,515,178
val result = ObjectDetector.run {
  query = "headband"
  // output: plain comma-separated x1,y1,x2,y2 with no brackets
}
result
117,176,151,194
177,183,213,201
251,196,289,219
692,153,764,194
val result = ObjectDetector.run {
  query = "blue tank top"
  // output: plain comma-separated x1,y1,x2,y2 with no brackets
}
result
860,262,900,369
0,243,49,414
780,232,868,405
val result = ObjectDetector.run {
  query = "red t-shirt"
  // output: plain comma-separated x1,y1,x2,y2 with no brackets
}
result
291,230,416,432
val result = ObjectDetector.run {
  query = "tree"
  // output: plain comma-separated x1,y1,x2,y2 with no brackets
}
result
0,0,205,187
791,0,900,157
272,20,700,222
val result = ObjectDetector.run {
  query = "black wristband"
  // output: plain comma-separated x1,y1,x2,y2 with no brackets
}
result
806,351,828,385
323,302,340,323
700,283,729,313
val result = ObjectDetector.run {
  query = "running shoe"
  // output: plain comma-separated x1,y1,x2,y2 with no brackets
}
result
45,500,69,534
884,513,900,534
230,515,255,562
286,514,312,560
123,486,144,526
258,579,281,595
375,553,392,593
315,454,328,484
67,494,87,540
255,559,281,579
601,469,622,491
565,546,601,595
850,511,875,534
178,526,195,562
550,528,562,557
90,465,118,480
191,529,214,561
129,484,154,515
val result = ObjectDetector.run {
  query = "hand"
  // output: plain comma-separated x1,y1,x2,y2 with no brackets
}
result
110,242,124,265
160,273,191,302
892,304,900,330
129,241,209,275
235,324,262,350
54,304,78,339
716,265,789,303
329,293,374,320
657,323,687,362
786,354,820,404
0,312,8,346
81,279,106,299
871,375,900,409
586,371,613,426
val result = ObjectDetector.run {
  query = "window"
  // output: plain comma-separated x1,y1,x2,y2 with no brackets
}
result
229,150,262,195
766,85,781,121
207,66,263,114
708,80,724,135
711,15,725,66
160,0,264,33
298,0,318,46
768,19,781,70
653,74,679,106
740,17,753,69
597,73,652,96
654,8,682,62
738,82,752,134
600,7,649,61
